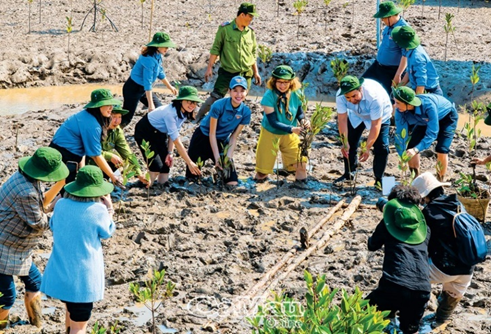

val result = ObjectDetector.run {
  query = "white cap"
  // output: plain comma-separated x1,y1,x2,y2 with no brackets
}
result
412,172,451,198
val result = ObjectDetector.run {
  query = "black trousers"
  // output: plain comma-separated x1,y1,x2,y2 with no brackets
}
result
186,127,238,183
122,76,163,127
362,60,399,97
49,142,83,185
367,278,430,333
134,114,170,173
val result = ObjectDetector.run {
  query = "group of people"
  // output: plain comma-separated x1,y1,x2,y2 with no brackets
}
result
0,1,486,333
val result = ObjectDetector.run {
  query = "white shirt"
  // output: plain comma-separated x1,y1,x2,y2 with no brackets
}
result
147,104,186,141
336,79,392,130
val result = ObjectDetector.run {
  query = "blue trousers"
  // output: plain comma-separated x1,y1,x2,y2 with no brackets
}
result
0,263,42,309
343,119,390,181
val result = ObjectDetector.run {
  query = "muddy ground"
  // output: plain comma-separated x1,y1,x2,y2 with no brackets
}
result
1,0,491,333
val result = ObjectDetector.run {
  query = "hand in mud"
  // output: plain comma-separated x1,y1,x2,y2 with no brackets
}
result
188,161,202,176
111,155,123,167
113,177,126,190
137,174,149,185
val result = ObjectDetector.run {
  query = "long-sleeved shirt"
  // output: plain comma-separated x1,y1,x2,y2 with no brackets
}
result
41,198,115,303
0,172,48,276
130,53,166,91
403,45,439,90
148,104,186,141
210,19,257,73
99,127,142,176
377,17,408,66
395,94,455,155
368,218,431,292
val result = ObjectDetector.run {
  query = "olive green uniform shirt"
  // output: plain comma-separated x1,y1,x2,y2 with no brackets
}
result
210,19,257,74
90,127,142,176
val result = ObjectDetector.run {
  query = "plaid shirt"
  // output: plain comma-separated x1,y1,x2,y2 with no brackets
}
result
0,171,48,276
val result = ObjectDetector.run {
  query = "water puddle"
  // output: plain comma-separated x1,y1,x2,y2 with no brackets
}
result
157,325,179,333
0,84,335,116
121,303,153,327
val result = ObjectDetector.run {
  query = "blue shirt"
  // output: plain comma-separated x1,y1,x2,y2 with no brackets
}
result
336,79,392,130
377,18,408,66
395,94,455,155
403,46,439,90
148,104,186,141
41,198,115,303
200,98,251,141
52,110,102,157
261,89,302,135
130,53,166,91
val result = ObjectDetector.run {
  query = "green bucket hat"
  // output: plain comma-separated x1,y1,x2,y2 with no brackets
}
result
383,199,427,244
373,1,403,19
337,75,364,96
18,147,69,182
392,86,422,106
272,65,295,80
172,86,204,103
238,2,258,17
484,103,491,126
84,89,122,109
64,166,114,198
111,105,129,116
391,26,421,49
147,32,176,48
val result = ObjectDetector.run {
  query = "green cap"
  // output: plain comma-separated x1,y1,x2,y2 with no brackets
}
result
392,86,422,106
373,1,403,19
172,86,204,103
272,65,295,80
337,75,364,96
238,2,258,17
391,26,421,49
147,32,176,48
64,166,114,198
18,147,69,182
383,199,427,245
84,89,121,109
111,105,129,115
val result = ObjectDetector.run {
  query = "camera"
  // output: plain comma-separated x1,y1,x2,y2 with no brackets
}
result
376,197,389,212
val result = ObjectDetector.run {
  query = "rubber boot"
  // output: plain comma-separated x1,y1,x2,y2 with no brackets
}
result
194,92,222,123
431,290,461,328
410,167,420,178
26,293,43,328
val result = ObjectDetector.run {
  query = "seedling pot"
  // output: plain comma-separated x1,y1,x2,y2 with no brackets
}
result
457,191,490,223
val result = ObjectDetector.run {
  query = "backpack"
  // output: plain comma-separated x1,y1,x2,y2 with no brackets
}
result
442,206,488,266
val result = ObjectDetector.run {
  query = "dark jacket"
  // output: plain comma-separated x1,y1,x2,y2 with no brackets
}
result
368,219,431,292
422,194,474,276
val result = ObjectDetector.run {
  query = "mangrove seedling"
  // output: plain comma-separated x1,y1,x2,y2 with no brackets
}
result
130,269,175,334
469,64,481,103
91,320,120,334
323,0,332,33
140,139,155,199
395,128,414,185
338,133,352,186
421,0,426,16
195,156,204,183
351,140,367,195
66,16,73,62
271,137,280,189
214,144,234,188
116,156,137,220
330,57,350,86
139,0,146,28
258,44,273,65
293,0,308,38
438,0,442,19
298,103,333,160
247,270,390,333
27,0,34,33
398,0,416,16
443,13,457,62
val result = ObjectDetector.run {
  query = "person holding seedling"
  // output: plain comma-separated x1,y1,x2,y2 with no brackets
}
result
367,184,430,334
88,105,149,195
41,166,115,334
391,26,443,95
194,2,261,122
254,65,309,183
335,75,392,187
50,89,124,189
134,86,203,187
187,76,251,186
121,32,178,127
393,86,458,181
363,1,409,95
471,104,491,166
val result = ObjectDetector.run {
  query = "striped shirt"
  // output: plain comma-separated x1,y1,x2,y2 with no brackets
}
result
0,172,48,276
